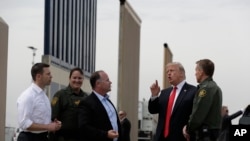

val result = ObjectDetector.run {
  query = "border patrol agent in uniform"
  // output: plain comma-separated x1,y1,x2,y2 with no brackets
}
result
183,59,222,141
50,85,88,141
49,68,88,141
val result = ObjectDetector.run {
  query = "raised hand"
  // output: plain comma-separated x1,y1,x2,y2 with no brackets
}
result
150,80,160,97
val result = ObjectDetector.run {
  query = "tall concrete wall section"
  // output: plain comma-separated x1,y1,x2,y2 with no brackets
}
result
0,17,8,141
42,55,92,99
117,1,141,141
163,43,173,89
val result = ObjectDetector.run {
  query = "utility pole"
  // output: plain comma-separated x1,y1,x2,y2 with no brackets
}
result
27,46,37,66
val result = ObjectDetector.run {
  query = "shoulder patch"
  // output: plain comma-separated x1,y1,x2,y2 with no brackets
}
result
198,89,206,97
51,97,59,106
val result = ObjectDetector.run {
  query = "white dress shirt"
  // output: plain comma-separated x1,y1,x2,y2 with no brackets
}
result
17,83,51,133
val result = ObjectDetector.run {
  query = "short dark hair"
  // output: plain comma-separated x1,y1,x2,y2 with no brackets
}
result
89,70,103,89
69,67,83,78
196,59,214,77
31,63,50,81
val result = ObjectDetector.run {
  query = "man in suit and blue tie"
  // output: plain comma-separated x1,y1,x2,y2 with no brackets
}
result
78,70,121,141
148,62,196,141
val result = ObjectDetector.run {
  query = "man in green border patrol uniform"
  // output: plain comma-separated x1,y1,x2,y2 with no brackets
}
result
183,59,222,141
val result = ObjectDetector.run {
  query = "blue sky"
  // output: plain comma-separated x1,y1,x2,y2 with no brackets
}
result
1,0,250,127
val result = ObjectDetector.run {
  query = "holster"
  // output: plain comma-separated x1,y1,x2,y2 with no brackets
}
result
196,126,220,141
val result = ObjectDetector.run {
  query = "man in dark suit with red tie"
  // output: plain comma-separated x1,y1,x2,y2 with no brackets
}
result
148,62,196,141
78,70,121,141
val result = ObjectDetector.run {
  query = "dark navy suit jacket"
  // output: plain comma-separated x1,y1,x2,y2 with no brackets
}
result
120,118,131,141
78,92,121,141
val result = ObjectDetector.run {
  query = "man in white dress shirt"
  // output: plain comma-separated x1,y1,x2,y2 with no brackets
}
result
17,63,61,141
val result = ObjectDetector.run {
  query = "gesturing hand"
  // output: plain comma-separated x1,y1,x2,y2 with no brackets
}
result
182,125,190,141
150,80,160,97
47,120,62,131
107,130,119,139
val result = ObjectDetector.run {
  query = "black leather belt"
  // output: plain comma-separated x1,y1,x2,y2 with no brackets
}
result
21,131,48,137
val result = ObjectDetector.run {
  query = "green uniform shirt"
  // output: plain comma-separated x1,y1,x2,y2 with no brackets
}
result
51,85,88,134
187,77,222,133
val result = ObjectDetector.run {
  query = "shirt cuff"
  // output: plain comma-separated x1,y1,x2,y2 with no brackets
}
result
150,96,158,101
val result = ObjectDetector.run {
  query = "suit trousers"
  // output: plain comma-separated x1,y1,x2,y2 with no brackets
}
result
17,131,48,141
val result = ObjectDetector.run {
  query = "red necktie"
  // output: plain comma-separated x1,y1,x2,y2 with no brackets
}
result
164,86,177,137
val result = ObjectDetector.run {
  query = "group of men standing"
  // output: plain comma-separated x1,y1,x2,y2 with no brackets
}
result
16,58,222,141
16,63,131,141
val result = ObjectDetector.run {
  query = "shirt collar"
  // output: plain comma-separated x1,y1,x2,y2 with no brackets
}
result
67,85,85,96
31,83,44,94
173,80,186,90
93,90,109,101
